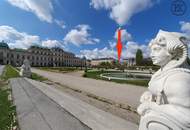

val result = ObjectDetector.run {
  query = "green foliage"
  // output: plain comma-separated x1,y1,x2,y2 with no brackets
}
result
141,58,153,66
0,65,19,129
136,49,143,66
0,83,18,130
82,73,87,77
187,57,190,65
38,67,78,73
1,65,19,80
31,73,48,81
83,70,149,87
98,62,112,69
112,79,149,86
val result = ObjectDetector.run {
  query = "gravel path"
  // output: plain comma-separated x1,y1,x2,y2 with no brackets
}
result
10,78,91,130
31,68,147,109
26,78,138,130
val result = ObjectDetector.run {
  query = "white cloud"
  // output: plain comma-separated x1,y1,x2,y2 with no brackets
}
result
54,19,66,29
123,41,150,58
6,0,53,23
80,47,117,59
114,28,132,42
0,25,67,50
180,21,190,34
79,27,149,59
179,21,190,57
42,39,65,49
109,41,116,49
79,41,149,59
90,0,157,25
0,25,40,49
64,24,100,46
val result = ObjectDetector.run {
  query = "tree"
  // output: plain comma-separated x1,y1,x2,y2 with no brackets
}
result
187,57,190,65
99,62,111,69
111,60,117,68
141,58,153,66
136,49,143,66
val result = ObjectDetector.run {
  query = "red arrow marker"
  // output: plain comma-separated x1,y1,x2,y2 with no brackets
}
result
116,28,123,62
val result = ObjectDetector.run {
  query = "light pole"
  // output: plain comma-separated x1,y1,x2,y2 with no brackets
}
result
84,56,87,72
81,56,87,71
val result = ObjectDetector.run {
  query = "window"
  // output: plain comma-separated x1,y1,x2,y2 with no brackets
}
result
11,54,13,58
17,54,20,59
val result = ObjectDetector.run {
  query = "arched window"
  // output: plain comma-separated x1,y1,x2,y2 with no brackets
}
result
17,54,20,59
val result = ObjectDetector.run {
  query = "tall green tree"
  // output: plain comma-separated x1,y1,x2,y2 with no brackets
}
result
187,57,190,65
136,49,143,66
99,62,112,69
111,60,117,68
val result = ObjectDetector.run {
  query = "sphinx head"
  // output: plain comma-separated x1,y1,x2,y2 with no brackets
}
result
23,59,30,66
149,30,189,68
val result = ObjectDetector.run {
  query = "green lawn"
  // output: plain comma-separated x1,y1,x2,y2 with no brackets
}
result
0,65,18,130
1,65,20,80
16,67,47,81
37,67,80,73
31,73,48,81
0,65,48,130
83,70,149,87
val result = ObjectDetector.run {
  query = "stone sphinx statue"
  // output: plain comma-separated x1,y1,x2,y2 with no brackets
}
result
137,30,190,130
19,59,31,78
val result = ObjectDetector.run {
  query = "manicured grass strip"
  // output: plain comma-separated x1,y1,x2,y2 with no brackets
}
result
1,65,20,80
14,67,47,82
37,67,79,73
83,71,149,87
111,79,149,86
0,81,18,130
31,73,48,81
0,65,19,129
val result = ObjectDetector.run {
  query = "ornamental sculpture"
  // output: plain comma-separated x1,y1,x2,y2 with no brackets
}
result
19,59,31,78
137,30,190,130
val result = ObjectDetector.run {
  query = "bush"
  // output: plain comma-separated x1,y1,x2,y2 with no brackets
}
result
83,73,87,77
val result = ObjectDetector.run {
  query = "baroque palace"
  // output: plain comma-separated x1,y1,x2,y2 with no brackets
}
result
0,41,86,67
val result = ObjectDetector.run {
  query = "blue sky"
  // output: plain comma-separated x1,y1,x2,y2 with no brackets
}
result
0,0,190,59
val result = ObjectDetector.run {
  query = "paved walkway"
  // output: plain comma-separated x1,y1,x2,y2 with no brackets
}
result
31,68,147,109
66,70,84,77
10,78,91,130
11,78,138,130
0,65,4,76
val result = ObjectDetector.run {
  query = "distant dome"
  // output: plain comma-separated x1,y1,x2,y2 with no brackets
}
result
0,41,9,49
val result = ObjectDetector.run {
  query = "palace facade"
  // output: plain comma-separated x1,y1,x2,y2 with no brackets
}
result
0,41,86,67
